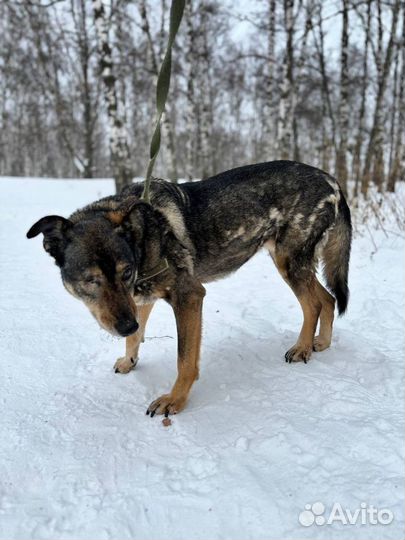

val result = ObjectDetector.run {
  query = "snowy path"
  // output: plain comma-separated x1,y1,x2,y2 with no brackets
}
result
0,178,404,540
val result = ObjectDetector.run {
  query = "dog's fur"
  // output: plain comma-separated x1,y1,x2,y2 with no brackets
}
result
27,161,352,416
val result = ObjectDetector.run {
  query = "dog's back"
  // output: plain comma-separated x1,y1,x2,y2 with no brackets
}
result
124,161,351,311
181,161,350,298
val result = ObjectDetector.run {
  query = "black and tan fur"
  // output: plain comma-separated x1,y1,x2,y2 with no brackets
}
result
27,161,352,416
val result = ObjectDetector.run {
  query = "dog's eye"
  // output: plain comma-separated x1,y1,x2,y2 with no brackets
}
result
85,277,101,286
122,266,133,281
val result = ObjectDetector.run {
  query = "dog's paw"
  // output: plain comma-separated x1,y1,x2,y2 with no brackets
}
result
114,356,138,374
285,343,312,363
313,335,331,352
146,393,187,417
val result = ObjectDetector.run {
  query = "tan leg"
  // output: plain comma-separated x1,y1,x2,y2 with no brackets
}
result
114,302,155,373
272,250,321,363
285,281,322,362
313,279,335,352
147,282,205,416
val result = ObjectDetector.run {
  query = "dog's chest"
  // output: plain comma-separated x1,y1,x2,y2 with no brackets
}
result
132,280,170,305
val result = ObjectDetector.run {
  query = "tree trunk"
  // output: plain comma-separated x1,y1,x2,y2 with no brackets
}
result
313,1,337,169
184,0,197,179
293,0,314,161
277,0,295,159
361,0,401,195
352,0,372,196
335,0,349,195
263,0,276,159
92,0,132,192
387,4,405,192
76,0,94,178
198,2,213,178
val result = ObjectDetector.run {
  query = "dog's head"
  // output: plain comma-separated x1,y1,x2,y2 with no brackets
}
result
26,198,156,337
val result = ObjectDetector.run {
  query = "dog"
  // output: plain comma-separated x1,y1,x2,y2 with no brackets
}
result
27,161,352,417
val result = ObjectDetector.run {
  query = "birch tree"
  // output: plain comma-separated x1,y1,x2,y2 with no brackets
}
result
198,1,214,178
92,0,132,192
277,0,295,159
1,0,404,193
263,0,276,159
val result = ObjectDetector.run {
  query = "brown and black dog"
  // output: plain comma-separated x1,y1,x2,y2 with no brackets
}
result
27,161,351,417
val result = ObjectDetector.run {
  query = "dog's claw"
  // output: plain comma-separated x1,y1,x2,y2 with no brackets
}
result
146,393,187,417
114,356,138,374
284,343,312,363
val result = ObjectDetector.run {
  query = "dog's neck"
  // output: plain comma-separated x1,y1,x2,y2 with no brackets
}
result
125,206,169,286
136,257,169,284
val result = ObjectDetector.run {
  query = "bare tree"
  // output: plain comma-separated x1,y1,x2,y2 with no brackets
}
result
293,0,315,161
335,0,349,195
0,0,404,201
352,0,372,196
184,0,197,179
197,1,214,178
92,0,132,192
361,0,400,195
263,0,276,159
313,0,337,170
70,0,98,178
277,0,295,159
387,3,405,192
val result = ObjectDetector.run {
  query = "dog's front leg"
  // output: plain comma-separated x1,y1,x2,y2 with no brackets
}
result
114,303,155,373
147,282,205,417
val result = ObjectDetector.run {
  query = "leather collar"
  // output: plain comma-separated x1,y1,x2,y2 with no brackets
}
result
135,257,169,284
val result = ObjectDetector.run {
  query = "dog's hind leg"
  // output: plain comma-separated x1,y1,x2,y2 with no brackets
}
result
271,249,322,363
114,302,155,373
313,279,335,352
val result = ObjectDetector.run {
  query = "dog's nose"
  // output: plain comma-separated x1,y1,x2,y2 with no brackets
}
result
116,319,139,337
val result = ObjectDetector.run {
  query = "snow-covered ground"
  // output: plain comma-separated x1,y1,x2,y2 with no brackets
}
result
0,177,404,540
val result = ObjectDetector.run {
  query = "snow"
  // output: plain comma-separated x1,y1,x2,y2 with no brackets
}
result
0,177,404,540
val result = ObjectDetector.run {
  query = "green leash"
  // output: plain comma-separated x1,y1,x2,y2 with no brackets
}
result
141,0,186,203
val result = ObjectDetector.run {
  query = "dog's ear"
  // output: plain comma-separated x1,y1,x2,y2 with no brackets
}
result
105,196,143,226
106,198,159,247
26,215,72,266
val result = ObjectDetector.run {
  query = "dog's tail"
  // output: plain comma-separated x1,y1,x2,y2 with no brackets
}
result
322,191,352,315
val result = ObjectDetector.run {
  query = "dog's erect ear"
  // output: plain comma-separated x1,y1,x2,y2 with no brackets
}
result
105,196,148,226
26,215,72,266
